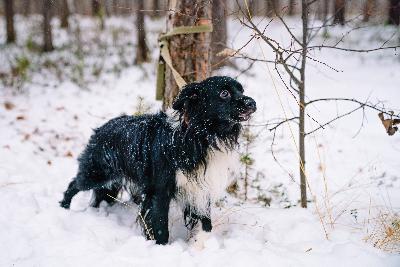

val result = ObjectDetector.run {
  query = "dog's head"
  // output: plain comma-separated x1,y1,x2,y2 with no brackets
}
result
172,76,256,133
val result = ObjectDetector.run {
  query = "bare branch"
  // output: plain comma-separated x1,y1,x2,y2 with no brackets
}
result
305,97,400,118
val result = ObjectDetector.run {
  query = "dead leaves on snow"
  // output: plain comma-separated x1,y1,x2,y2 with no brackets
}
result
378,112,400,136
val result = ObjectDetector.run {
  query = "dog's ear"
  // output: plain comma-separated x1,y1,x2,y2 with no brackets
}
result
172,82,199,111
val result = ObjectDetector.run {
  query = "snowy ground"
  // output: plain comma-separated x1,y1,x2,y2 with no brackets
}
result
0,15,399,266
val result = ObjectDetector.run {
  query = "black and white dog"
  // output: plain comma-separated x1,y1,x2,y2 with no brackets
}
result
60,76,256,245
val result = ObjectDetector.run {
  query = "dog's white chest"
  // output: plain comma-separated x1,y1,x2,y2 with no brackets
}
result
175,148,238,215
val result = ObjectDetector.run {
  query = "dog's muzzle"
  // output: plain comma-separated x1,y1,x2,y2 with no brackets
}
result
238,97,257,121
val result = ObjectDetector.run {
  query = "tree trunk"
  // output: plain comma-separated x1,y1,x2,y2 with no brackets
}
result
4,0,16,43
248,0,257,16
162,0,212,110
135,0,149,64
363,0,375,22
42,0,54,52
92,0,104,29
265,0,279,17
22,0,30,16
388,0,400,25
323,0,329,22
300,0,308,208
288,0,296,16
60,0,70,28
211,0,228,70
151,0,160,18
333,0,345,25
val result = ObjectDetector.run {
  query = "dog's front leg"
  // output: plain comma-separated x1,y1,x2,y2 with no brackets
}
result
192,205,213,250
150,192,171,245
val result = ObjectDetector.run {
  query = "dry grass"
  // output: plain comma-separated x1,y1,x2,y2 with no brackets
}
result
365,212,400,253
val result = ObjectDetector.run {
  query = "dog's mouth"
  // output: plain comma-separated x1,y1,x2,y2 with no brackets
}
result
237,109,256,122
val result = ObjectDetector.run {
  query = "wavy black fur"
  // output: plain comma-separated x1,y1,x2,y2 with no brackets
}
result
59,76,256,244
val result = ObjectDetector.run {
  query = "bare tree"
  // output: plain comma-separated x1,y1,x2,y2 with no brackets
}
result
42,0,54,52
388,0,400,25
3,0,16,44
135,0,150,64
333,0,345,25
211,0,228,70
235,0,400,209
162,0,212,110
60,0,70,28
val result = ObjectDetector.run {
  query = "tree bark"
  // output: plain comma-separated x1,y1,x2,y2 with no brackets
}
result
42,0,54,52
60,0,70,28
162,0,212,110
4,0,16,43
388,0,400,25
333,0,345,25
135,0,149,64
211,0,228,69
363,0,375,22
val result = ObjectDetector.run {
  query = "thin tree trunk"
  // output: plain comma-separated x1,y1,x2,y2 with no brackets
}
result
135,0,149,64
333,0,345,25
4,0,16,43
162,0,212,110
300,0,308,208
211,0,228,69
288,0,296,16
42,0,54,52
363,0,375,22
388,0,400,25
60,0,70,28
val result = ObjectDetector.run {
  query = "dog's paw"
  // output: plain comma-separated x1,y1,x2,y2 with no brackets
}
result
191,230,211,250
59,200,70,209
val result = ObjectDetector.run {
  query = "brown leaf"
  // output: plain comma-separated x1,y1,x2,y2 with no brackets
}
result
16,115,25,120
23,134,30,141
4,101,15,110
378,112,398,136
47,160,52,165
65,151,73,157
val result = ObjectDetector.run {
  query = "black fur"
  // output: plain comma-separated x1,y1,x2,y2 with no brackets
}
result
60,76,256,245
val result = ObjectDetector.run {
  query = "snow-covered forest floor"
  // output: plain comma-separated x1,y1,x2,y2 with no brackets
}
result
0,15,399,266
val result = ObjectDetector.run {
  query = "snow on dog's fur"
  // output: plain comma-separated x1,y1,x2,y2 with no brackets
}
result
59,76,256,245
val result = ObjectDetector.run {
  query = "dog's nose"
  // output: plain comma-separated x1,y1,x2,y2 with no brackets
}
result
243,97,257,111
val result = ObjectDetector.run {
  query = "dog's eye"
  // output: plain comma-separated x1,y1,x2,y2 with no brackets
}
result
220,90,231,99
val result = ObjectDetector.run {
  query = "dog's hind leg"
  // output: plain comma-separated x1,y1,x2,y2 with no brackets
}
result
59,179,80,209
90,183,122,208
